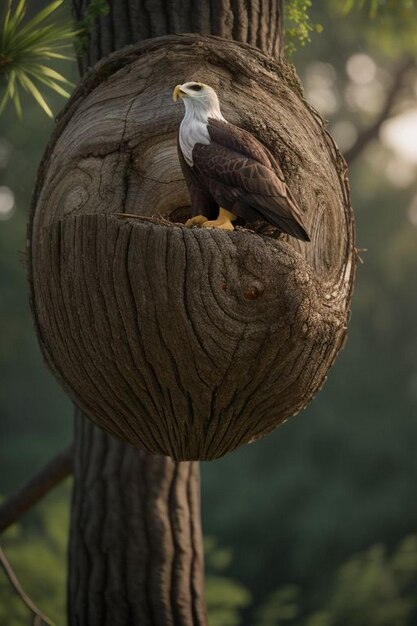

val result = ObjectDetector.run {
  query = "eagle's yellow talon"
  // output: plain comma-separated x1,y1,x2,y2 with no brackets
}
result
202,219,234,231
201,207,236,230
185,215,208,227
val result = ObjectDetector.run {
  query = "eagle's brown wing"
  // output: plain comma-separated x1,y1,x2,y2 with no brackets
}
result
192,120,310,241
206,118,283,176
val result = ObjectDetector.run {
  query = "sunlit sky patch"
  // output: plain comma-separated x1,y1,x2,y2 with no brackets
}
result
348,82,385,114
304,62,339,116
385,158,417,188
0,186,15,220
346,54,377,85
363,143,416,190
381,110,417,165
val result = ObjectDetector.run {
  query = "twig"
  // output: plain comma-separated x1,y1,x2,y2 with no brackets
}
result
0,545,56,626
0,444,73,534
115,212,173,225
344,56,415,165
355,246,368,265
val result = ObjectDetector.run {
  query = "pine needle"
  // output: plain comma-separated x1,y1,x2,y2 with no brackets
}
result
0,0,76,118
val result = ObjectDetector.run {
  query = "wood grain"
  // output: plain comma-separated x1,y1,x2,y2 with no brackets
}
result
29,35,355,460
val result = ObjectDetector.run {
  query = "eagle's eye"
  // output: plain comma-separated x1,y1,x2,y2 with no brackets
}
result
189,84,202,91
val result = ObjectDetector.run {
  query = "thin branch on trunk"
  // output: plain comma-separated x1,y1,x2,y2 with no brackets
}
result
0,545,56,626
344,56,415,165
0,445,73,534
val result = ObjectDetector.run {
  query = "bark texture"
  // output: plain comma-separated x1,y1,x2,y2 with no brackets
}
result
29,35,354,460
72,0,284,71
42,3,213,624
27,1,355,622
69,410,206,625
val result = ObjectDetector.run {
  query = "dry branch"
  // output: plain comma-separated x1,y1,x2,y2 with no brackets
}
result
0,445,73,534
0,545,56,626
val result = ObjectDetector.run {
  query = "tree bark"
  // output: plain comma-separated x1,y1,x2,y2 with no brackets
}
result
30,34,354,459
66,2,251,624
61,0,285,623
72,0,284,73
69,410,205,625
27,1,355,624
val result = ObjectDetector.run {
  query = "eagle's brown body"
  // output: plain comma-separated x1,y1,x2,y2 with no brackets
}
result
178,117,310,241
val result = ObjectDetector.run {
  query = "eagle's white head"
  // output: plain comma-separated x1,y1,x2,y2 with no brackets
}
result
173,82,227,166
173,82,225,123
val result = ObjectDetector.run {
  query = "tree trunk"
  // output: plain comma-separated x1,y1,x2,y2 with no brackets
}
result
69,410,205,625
27,0,355,623
72,0,284,73
63,1,285,624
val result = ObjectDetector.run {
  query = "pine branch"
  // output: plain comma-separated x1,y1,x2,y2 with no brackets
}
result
0,444,73,533
0,0,77,118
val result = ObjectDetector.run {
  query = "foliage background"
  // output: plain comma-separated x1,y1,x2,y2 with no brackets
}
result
0,0,417,624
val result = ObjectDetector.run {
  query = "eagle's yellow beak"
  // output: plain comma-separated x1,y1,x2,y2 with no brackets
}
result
173,85,185,102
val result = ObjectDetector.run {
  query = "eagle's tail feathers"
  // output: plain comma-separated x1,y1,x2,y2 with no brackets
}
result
238,193,311,242
261,208,310,242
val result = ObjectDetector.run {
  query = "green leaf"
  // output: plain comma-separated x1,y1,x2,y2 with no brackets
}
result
0,69,16,114
6,0,26,33
0,0,75,117
33,50,74,60
18,0,64,37
17,71,53,116
0,87,11,115
35,64,73,85
27,72,71,98
12,85,22,117
285,0,322,55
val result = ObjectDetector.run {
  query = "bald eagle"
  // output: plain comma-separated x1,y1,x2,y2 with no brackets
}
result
173,82,310,241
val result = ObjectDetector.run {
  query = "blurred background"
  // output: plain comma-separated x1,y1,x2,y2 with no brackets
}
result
1,1,417,624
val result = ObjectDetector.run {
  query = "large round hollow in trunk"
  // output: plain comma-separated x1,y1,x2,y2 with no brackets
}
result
29,35,355,461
